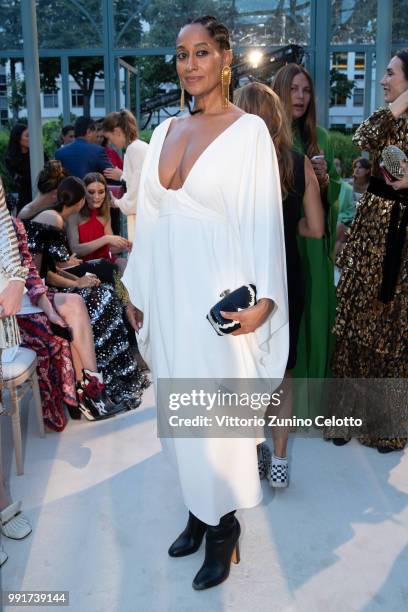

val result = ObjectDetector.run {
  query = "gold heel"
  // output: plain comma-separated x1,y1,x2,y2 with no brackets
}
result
231,540,240,564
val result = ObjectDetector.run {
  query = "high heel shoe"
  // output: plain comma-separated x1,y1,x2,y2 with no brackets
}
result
168,511,207,557
192,511,240,590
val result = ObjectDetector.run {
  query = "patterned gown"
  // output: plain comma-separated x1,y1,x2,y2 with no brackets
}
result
14,219,76,431
24,220,149,408
328,107,408,450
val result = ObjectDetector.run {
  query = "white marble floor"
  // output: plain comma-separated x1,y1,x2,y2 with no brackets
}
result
1,386,407,612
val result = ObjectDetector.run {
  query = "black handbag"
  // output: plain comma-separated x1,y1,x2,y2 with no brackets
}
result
207,284,257,336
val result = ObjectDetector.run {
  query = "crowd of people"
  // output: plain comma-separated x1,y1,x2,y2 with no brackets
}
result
0,14,406,589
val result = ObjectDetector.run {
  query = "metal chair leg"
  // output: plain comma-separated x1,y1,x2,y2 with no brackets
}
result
30,373,45,438
9,386,23,476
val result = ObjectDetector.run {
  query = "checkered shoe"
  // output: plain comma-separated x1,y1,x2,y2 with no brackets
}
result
257,443,271,480
268,455,289,488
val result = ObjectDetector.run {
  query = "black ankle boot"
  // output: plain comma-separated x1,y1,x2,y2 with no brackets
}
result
168,512,207,557
192,511,240,590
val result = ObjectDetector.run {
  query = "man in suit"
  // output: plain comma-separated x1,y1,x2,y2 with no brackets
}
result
55,116,113,178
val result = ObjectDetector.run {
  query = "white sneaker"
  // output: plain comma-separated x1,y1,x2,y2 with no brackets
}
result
0,501,32,540
0,545,8,567
257,443,271,480
268,455,289,488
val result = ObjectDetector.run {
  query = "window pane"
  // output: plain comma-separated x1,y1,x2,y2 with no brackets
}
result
393,0,408,43
354,52,365,71
0,1,23,51
37,0,103,49
43,92,59,108
332,52,348,70
331,0,377,44
353,87,364,106
232,0,311,47
94,89,105,108
71,89,84,107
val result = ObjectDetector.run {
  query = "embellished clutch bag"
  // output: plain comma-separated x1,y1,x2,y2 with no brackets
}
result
381,145,407,180
207,284,257,336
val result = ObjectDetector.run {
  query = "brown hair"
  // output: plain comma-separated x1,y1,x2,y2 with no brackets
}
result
234,82,293,199
272,63,320,158
395,48,408,81
102,109,139,147
82,172,111,221
37,160,69,194
56,176,86,211
352,157,371,172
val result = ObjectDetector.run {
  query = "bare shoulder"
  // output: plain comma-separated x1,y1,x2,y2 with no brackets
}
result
33,209,64,229
66,211,80,226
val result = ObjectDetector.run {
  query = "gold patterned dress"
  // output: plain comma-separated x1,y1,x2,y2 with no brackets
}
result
328,107,408,450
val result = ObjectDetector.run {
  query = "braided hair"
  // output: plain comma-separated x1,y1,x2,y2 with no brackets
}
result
185,15,231,50
180,16,232,114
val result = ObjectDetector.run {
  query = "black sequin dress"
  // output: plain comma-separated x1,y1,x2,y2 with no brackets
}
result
24,220,149,408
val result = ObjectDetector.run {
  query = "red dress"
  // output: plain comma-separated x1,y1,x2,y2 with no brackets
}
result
78,210,114,262
105,146,123,170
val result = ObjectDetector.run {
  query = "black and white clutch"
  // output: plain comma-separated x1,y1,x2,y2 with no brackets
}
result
207,284,257,336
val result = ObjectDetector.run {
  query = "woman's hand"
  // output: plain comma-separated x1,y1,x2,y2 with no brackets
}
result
385,161,408,190
75,274,100,288
311,156,329,188
0,280,25,317
221,298,274,336
126,303,143,332
104,167,123,182
107,235,131,251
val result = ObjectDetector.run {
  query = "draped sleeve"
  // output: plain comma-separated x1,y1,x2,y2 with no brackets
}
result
236,116,289,379
121,125,164,357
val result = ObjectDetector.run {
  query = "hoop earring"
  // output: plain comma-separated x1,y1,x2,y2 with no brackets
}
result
221,66,231,109
180,83,185,112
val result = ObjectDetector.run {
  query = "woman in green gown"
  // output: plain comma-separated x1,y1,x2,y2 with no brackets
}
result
273,64,341,419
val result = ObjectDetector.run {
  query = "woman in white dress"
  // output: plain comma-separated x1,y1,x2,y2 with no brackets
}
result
0,176,32,567
102,109,148,241
123,16,289,590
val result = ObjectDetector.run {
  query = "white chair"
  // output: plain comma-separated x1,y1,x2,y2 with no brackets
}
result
1,347,45,475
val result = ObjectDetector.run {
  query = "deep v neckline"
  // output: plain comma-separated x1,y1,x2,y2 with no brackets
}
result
157,114,246,192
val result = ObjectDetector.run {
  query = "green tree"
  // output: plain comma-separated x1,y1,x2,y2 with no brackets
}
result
330,68,355,107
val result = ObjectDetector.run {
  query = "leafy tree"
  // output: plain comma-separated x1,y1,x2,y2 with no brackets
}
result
329,68,355,107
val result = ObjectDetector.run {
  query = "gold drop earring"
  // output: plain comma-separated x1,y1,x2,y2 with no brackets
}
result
221,65,232,109
180,82,185,112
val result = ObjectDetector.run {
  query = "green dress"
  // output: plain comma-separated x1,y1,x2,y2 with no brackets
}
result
292,126,341,419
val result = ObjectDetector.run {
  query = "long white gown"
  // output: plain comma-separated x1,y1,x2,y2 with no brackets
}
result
123,113,289,525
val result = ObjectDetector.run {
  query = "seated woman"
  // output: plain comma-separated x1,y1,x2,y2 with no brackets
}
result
65,172,131,275
17,160,68,221
18,162,119,286
13,217,122,425
24,176,149,409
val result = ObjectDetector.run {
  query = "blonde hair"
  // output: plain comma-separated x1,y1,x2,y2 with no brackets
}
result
102,109,139,146
272,63,320,158
234,82,293,199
